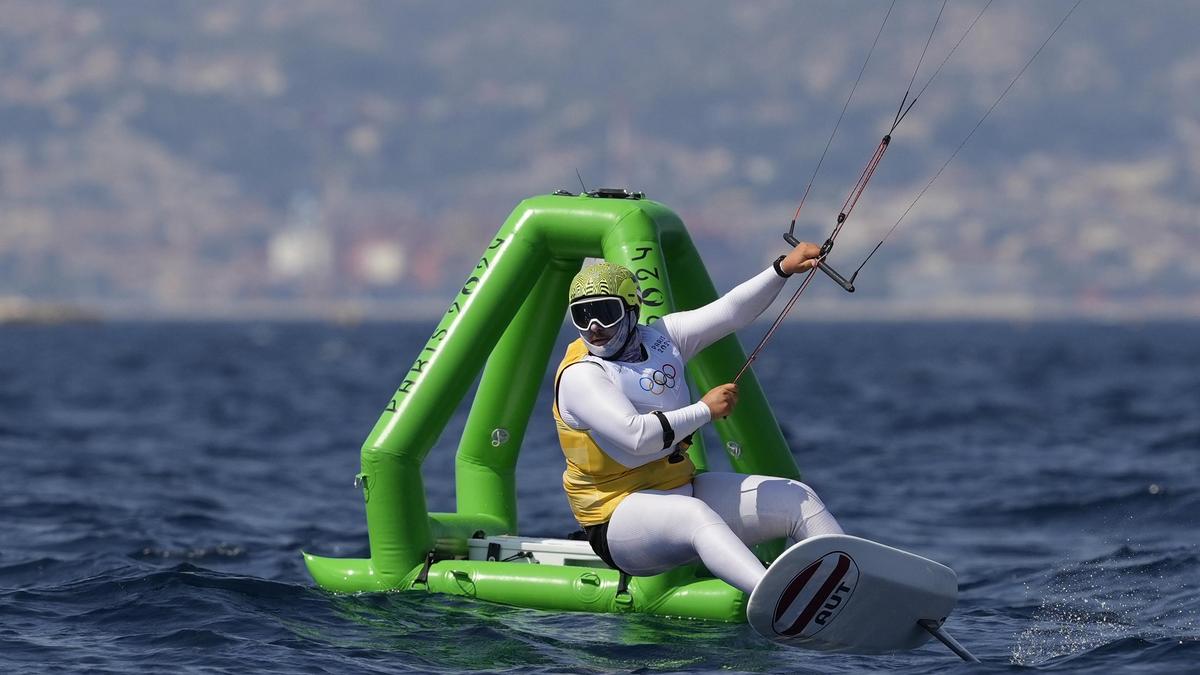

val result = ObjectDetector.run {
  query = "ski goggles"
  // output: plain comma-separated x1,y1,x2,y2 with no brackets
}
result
568,296,627,331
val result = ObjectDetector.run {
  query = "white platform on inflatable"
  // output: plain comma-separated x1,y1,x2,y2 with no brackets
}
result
747,534,965,656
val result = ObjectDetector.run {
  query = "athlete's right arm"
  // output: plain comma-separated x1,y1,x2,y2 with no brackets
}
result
658,243,822,362
557,363,711,460
658,266,786,362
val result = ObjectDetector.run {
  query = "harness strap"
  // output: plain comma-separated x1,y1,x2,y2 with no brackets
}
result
667,433,694,464
651,410,675,450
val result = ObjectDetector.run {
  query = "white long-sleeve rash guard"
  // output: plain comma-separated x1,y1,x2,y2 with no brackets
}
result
557,265,787,466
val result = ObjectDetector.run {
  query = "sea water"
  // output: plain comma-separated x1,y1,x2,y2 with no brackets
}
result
1,321,1197,673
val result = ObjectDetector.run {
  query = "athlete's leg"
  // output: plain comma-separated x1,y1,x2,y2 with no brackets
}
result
606,485,768,594
691,472,843,549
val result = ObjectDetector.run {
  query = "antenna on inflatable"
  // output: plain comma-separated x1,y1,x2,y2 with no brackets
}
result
575,168,589,194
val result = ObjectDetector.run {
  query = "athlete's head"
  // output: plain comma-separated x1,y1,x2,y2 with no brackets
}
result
568,262,641,358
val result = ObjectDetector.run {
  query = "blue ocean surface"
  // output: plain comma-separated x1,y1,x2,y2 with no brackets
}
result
1,321,1197,673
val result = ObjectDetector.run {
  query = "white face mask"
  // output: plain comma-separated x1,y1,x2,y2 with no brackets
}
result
581,310,639,359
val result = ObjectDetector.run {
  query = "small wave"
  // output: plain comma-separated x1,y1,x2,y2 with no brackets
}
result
0,423,26,439
163,512,235,529
1,497,118,521
1015,635,1200,669
9,562,306,605
1013,612,1138,666
0,556,63,576
123,563,308,600
1076,544,1200,572
886,398,1037,434
1010,545,1200,666
963,484,1190,523
113,627,242,649
1149,426,1200,452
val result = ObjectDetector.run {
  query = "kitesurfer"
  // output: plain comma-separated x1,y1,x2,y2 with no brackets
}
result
552,244,844,595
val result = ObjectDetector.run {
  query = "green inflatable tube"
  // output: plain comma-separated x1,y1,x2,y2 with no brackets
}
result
304,191,802,623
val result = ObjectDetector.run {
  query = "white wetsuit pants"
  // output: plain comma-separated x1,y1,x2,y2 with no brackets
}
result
605,472,843,595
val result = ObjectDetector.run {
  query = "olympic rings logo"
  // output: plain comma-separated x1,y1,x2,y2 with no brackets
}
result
639,363,677,395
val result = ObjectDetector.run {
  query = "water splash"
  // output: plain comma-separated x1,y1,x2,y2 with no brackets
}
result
1010,545,1199,665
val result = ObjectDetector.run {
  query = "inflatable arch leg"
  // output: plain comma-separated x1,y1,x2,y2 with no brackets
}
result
304,193,801,621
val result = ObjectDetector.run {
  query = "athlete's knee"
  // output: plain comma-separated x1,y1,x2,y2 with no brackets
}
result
760,477,827,509
784,480,844,537
791,480,827,506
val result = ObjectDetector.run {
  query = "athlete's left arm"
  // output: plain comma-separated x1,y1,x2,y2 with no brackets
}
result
659,243,821,361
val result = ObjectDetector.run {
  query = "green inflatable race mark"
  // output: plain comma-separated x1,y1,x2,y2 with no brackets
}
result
303,191,800,621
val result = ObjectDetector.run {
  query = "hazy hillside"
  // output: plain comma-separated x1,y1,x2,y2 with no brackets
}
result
1,0,1197,319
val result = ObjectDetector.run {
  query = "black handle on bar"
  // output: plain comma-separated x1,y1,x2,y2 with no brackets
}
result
783,232,856,293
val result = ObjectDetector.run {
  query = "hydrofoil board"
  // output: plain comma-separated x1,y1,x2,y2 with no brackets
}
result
747,534,957,654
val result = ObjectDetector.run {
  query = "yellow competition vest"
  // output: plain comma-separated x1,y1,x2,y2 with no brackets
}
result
552,332,696,526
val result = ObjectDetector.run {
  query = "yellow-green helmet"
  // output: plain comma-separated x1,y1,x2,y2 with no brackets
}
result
568,262,641,307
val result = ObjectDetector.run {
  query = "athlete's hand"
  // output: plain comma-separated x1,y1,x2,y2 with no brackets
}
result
781,241,823,275
702,383,739,419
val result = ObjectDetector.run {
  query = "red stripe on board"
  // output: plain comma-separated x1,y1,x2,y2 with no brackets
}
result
780,554,850,636
772,560,823,623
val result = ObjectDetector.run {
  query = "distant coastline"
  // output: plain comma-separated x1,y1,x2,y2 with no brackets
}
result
0,297,102,325
31,295,1200,324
